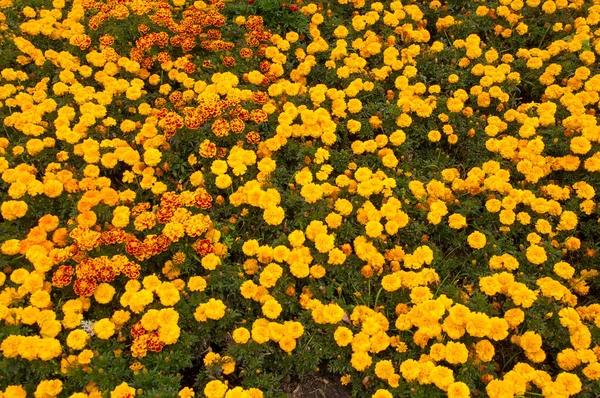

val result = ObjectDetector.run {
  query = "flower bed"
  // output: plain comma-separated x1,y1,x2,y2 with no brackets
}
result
1,0,600,397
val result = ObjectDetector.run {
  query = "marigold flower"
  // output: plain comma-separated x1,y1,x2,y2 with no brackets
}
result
526,245,547,265
66,329,90,351
188,276,207,292
94,283,116,304
34,379,63,398
94,318,116,339
351,351,372,371
232,327,250,344
262,299,282,319
447,382,470,398
334,326,353,347
467,231,487,249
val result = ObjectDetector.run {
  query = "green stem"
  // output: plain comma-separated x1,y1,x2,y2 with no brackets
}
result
350,281,366,305
302,332,316,350
538,24,552,48
373,287,383,309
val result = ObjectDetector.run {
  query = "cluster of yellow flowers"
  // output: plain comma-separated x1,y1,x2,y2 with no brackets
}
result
232,318,304,354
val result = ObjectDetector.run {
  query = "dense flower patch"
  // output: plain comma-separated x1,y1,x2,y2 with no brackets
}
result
1,0,600,397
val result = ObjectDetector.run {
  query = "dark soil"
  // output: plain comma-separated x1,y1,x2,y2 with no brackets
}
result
282,372,351,398
181,360,352,397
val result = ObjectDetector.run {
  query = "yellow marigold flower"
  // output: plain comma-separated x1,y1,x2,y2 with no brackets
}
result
399,359,421,381
210,160,228,175
347,98,362,114
94,318,116,339
556,348,581,371
232,327,250,344
310,264,326,278
143,148,162,168
279,335,297,353
35,379,63,398
285,231,305,249
262,299,282,319
248,70,265,85
564,237,580,251
365,221,383,238
553,262,575,280
111,206,130,229
372,390,393,398
259,263,283,288
201,299,226,321
448,213,467,229
178,387,195,398
430,365,455,391
583,363,600,380
447,382,470,398
445,342,468,364
467,231,487,249
215,174,232,189
347,119,361,133
112,310,131,327
475,340,495,362
220,356,235,375
428,130,441,142
93,283,116,304
334,326,353,347
4,385,27,397
111,382,136,398
390,130,406,146
313,233,334,253
242,239,260,256
519,331,542,352
350,351,372,371
120,119,136,133
374,360,395,381
410,286,433,304
251,323,270,344
201,253,221,271
446,98,464,112
156,282,180,306
570,136,591,154
1,200,28,221
30,290,51,308
503,308,524,329
1,239,21,255
66,329,89,350
465,311,491,338
300,183,324,203
526,245,547,265
188,276,207,292
263,206,284,226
